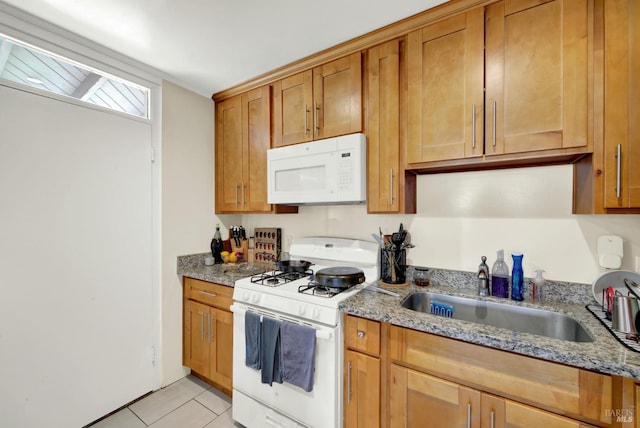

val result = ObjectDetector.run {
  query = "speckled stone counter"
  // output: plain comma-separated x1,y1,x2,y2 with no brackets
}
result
177,252,267,286
340,268,640,380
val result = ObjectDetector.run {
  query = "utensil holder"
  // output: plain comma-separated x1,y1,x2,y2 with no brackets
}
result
380,248,406,284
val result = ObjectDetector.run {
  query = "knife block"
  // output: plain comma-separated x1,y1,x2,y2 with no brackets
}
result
231,240,249,258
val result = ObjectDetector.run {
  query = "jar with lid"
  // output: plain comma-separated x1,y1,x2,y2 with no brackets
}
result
413,267,431,286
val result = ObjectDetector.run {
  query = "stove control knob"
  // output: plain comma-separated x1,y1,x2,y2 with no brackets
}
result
312,307,320,319
297,305,306,316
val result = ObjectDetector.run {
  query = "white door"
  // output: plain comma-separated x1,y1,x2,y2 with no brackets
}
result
0,84,156,427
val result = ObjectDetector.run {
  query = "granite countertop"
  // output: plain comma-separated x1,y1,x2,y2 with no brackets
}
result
177,252,268,286
339,269,640,380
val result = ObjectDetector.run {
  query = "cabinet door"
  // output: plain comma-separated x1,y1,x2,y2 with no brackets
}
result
407,8,484,163
485,0,588,156
209,308,233,391
242,86,271,212
183,300,210,378
344,350,380,428
313,52,362,140
367,39,401,212
604,0,640,208
273,70,313,146
215,95,244,213
389,364,480,428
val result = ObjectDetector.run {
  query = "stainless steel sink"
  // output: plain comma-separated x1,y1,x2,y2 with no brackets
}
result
401,292,593,342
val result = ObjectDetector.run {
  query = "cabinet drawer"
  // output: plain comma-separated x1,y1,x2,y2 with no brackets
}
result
184,277,233,310
345,315,381,356
389,325,611,426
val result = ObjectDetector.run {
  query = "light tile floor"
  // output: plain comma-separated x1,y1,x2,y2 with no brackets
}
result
89,375,240,428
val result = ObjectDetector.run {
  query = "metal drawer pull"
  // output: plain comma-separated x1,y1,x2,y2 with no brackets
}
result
198,290,218,297
490,410,495,428
616,144,622,198
467,403,471,428
471,104,476,149
357,330,365,339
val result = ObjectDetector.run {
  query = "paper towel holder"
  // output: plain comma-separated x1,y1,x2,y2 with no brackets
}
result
597,235,623,269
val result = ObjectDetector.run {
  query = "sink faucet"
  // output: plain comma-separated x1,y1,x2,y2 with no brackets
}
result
478,256,489,297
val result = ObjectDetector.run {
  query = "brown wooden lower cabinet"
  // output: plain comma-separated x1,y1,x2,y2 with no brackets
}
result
344,314,616,428
183,277,233,395
389,364,594,428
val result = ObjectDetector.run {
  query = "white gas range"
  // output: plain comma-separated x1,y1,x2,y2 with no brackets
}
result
230,236,379,428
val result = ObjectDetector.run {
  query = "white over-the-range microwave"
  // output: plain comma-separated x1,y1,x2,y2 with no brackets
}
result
266,133,366,205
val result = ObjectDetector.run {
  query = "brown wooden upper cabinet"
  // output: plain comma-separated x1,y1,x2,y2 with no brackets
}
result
407,0,589,165
603,0,640,209
216,86,284,213
367,39,416,214
272,52,362,147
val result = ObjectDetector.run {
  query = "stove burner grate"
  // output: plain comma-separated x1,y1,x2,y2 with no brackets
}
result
298,281,347,298
251,269,313,286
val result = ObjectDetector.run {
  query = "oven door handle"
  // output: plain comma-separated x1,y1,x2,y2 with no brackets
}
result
230,304,334,341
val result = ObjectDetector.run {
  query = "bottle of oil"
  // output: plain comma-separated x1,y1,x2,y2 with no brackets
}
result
211,224,224,264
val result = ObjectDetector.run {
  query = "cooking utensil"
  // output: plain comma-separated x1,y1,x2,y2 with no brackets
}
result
277,259,312,273
315,267,365,288
611,290,640,334
604,286,615,319
625,278,640,299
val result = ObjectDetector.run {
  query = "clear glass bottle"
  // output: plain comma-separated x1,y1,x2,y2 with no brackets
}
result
511,252,524,301
491,250,509,298
211,224,224,264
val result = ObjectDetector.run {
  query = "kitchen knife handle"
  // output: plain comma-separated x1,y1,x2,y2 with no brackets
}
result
471,104,476,149
347,361,352,403
492,100,497,148
616,144,622,198
304,104,310,135
389,169,394,205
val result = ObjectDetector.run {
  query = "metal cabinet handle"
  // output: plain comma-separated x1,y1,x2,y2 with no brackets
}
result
490,410,495,428
242,182,246,207
492,100,497,147
235,183,239,207
198,290,218,298
208,314,212,342
390,169,394,205
357,331,365,339
471,104,476,149
347,361,352,403
314,102,320,132
305,104,310,135
467,403,471,428
200,312,205,341
616,144,622,198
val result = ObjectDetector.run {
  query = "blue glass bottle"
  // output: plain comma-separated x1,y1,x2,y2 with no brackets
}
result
511,252,524,301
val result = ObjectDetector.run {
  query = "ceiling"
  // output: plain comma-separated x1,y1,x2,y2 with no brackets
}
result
0,0,447,97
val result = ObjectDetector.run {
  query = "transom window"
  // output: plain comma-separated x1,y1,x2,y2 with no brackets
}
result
0,34,149,118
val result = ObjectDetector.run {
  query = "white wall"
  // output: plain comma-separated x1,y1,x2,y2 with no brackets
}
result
243,165,640,285
161,80,221,385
